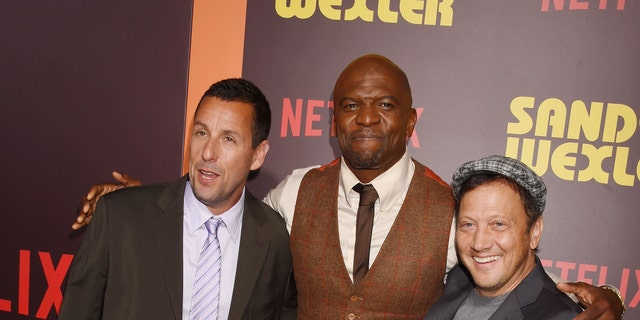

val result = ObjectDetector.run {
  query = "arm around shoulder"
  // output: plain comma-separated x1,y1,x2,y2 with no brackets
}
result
556,282,625,320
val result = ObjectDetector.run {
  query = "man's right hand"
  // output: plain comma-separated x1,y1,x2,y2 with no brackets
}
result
72,171,142,230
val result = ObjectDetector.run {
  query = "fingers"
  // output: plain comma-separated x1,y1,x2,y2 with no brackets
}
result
112,171,126,184
560,282,623,320
572,300,614,320
72,172,141,230
85,182,110,201
85,185,98,201
71,215,92,231
73,183,113,231
572,305,598,320
112,171,142,187
73,193,98,230
72,212,87,230
557,282,593,306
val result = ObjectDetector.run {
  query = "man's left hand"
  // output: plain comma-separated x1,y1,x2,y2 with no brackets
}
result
557,282,624,320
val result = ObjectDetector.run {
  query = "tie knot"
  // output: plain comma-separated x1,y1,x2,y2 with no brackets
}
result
353,183,378,207
204,217,224,236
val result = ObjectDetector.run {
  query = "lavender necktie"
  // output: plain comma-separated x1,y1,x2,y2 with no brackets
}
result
190,217,224,320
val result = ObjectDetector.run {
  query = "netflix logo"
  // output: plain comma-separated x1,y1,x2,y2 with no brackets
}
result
278,97,424,148
541,0,636,12
0,250,74,319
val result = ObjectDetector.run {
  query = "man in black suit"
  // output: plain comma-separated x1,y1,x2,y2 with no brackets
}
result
59,78,296,319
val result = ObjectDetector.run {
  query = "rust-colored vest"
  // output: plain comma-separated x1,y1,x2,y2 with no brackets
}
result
290,158,454,320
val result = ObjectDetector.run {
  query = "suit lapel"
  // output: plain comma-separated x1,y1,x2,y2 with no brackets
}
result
228,192,270,318
152,176,187,320
488,259,548,320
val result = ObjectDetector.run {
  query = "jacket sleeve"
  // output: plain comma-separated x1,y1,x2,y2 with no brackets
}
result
58,198,110,319
279,266,298,320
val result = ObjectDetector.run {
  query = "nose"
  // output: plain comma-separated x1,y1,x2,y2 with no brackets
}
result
201,138,219,162
470,227,492,252
354,104,381,126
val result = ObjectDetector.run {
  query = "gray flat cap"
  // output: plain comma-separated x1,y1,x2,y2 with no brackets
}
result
451,155,547,214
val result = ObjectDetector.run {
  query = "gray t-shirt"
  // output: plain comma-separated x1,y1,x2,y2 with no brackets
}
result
452,289,508,320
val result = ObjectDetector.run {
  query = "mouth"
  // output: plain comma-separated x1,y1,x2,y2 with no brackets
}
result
472,255,501,264
197,168,219,182
351,131,384,141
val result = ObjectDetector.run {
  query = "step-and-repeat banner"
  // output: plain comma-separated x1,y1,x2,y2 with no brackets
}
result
2,0,638,318
241,1,639,317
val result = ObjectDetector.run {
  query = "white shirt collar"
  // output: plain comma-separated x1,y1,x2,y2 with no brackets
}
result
339,150,414,212
184,182,243,243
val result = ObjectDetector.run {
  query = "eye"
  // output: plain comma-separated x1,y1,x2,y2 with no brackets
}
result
344,103,358,110
492,221,508,231
223,136,236,143
458,221,475,232
194,130,207,137
379,102,394,109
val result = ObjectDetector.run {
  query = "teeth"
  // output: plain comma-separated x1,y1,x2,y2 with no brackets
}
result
473,256,500,263
200,170,214,176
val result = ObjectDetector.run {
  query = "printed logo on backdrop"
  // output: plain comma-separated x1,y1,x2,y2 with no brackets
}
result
541,258,640,310
0,250,73,318
505,96,640,187
275,0,454,26
279,97,425,147
541,0,633,12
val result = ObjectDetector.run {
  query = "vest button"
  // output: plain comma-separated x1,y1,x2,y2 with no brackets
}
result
350,295,360,302
347,313,357,320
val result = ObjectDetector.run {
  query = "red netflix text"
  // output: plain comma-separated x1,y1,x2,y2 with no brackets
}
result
541,0,636,12
0,250,74,319
279,97,424,148
542,258,640,309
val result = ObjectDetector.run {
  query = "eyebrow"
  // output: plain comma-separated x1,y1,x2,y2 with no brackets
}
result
192,120,207,130
338,95,401,105
193,121,240,136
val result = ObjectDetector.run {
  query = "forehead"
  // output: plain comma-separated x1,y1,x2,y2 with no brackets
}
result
334,61,411,100
459,181,526,218
194,97,254,129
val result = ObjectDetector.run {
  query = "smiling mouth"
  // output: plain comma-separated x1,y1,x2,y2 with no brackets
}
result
473,256,501,264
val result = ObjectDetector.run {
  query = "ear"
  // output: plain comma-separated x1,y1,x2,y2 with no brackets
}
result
406,108,418,138
250,140,270,171
529,217,544,250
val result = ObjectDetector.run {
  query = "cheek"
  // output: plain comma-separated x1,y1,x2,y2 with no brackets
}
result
335,113,354,128
228,150,252,167
188,144,202,162
494,233,521,253
454,232,471,250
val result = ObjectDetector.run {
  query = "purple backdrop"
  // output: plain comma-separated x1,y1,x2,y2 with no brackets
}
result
243,0,640,317
1,1,191,318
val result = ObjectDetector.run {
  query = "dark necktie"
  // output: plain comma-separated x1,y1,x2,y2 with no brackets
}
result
352,183,379,285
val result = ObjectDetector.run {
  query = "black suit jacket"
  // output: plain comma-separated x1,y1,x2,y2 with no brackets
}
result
424,256,582,320
59,176,296,320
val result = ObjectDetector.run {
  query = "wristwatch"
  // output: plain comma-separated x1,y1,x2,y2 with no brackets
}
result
600,284,625,319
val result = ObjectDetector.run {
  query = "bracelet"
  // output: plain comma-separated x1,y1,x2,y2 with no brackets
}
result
600,284,625,318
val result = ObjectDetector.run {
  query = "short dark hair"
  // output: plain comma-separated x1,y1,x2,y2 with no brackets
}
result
197,78,271,148
454,172,541,230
